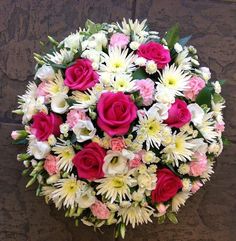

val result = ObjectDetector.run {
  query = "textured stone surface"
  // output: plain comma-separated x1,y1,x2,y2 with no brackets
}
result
0,0,235,240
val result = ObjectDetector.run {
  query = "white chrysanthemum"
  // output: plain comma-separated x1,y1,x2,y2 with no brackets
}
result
211,99,225,123
200,161,214,181
96,174,136,203
52,175,83,209
159,64,190,96
61,31,83,50
162,132,194,166
41,186,58,204
175,48,192,71
51,93,69,114
45,71,69,96
100,47,136,74
71,89,97,109
34,64,55,81
118,204,154,228
45,49,74,64
19,82,37,103
112,74,135,92
197,112,218,142
172,191,190,212
136,110,165,150
52,144,75,172
155,83,175,105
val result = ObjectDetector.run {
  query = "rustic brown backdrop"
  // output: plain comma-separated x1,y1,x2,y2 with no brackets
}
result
0,0,236,241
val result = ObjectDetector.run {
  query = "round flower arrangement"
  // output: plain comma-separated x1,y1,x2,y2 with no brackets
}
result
12,19,226,238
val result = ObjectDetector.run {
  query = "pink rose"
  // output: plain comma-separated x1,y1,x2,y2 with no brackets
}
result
189,152,208,177
110,33,130,48
184,76,205,100
135,78,155,106
191,181,203,193
31,112,63,141
137,42,171,69
110,137,126,151
44,154,59,175
64,59,99,91
97,92,137,136
66,109,87,128
73,142,106,180
90,200,110,219
165,99,191,128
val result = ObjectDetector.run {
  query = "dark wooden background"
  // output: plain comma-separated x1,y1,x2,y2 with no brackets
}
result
0,0,236,240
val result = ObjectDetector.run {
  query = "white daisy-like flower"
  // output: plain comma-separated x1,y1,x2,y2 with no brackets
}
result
111,74,135,92
77,186,96,208
159,64,190,96
18,82,37,103
45,70,69,96
211,99,225,123
135,110,165,150
71,89,97,109
172,191,190,212
155,83,175,106
52,144,75,172
162,131,195,166
175,48,192,71
118,204,154,228
45,49,74,64
96,174,136,203
100,47,136,74
52,175,84,209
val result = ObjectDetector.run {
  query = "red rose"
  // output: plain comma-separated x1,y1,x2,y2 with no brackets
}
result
64,59,99,91
151,168,183,203
31,112,62,141
73,142,106,181
97,92,137,136
165,99,191,128
137,42,171,69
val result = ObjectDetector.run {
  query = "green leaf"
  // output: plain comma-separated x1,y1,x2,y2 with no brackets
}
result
167,212,178,224
165,23,180,49
222,136,231,145
195,86,213,107
218,79,226,86
66,98,77,107
213,93,224,103
132,68,148,80
26,175,37,188
158,214,166,224
179,35,192,47
120,223,126,239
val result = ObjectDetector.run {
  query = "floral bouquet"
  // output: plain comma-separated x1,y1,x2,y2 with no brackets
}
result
12,19,226,238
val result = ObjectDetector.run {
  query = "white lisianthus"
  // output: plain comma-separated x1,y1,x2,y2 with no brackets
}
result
155,83,175,105
77,187,96,208
34,64,55,81
189,138,208,154
87,32,108,51
63,32,82,50
199,67,211,82
174,43,183,53
81,49,101,64
129,41,141,50
187,103,204,126
51,93,69,114
103,151,128,175
147,103,169,121
134,57,146,66
145,60,157,74
28,136,51,160
72,120,96,142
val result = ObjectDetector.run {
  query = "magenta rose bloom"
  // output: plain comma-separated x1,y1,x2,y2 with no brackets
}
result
151,168,183,203
97,92,137,136
31,112,62,141
64,59,99,91
137,41,171,69
165,99,191,128
73,142,106,181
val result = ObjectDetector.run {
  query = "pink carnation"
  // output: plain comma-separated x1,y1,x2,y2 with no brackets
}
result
66,109,87,128
36,81,50,100
189,152,208,177
129,155,142,168
215,122,225,133
110,137,126,151
184,76,205,100
135,78,155,106
191,181,203,193
90,200,110,219
110,33,129,48
44,154,59,175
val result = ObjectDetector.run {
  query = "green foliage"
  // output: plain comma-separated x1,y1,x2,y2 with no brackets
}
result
165,23,180,49
85,19,102,35
167,212,178,224
158,214,166,224
195,86,213,107
132,68,148,80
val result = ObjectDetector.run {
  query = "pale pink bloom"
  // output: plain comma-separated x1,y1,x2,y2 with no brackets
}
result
129,155,142,168
184,76,205,100
157,203,168,215
215,122,225,133
90,200,110,219
11,131,20,140
44,154,59,175
135,78,155,106
110,33,130,48
110,137,126,151
189,152,208,177
191,181,203,193
36,81,49,98
66,109,87,128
